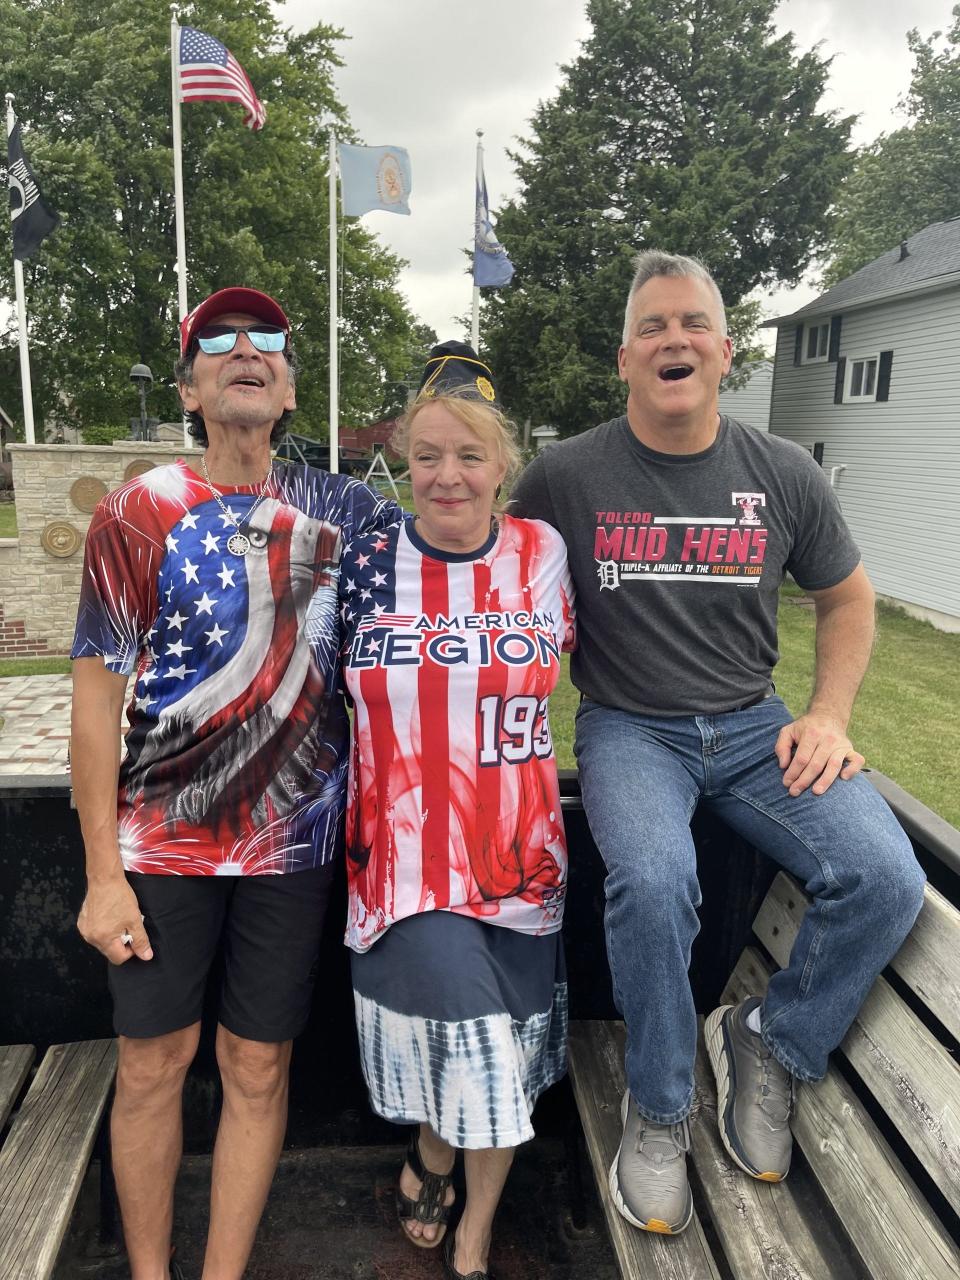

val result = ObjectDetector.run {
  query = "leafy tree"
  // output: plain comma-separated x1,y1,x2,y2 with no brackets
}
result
0,0,420,438
79,423,133,445
390,319,440,412
826,8,960,285
481,0,852,435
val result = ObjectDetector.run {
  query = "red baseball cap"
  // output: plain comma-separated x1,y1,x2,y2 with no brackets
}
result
179,287,289,355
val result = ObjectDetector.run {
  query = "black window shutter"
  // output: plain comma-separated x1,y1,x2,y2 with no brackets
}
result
876,350,894,401
793,325,803,366
834,357,846,404
828,315,842,362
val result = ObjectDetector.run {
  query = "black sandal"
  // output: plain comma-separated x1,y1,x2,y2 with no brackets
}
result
396,1130,455,1249
442,1230,492,1279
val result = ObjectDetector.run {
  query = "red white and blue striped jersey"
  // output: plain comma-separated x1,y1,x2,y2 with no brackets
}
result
71,460,397,875
342,515,576,952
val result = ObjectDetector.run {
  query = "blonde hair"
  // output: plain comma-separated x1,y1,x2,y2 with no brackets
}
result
394,393,523,515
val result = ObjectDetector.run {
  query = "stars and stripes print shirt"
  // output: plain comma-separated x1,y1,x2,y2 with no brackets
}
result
342,514,576,953
71,460,398,876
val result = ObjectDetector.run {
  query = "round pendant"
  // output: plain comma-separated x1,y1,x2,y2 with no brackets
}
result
227,531,251,556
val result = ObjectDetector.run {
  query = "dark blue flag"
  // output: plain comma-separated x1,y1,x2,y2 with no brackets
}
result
473,151,514,288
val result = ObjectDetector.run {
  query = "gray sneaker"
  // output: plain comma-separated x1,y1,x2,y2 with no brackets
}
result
705,997,794,1181
608,1090,693,1234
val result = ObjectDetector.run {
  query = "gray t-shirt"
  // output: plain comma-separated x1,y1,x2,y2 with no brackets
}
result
510,415,861,716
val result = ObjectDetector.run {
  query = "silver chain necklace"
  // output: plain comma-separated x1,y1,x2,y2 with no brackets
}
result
200,454,272,557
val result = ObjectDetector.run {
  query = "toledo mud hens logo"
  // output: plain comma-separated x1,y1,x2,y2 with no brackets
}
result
732,492,766,525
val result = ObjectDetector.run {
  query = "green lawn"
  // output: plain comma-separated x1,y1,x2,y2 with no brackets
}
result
775,593,960,828
0,657,71,676
548,592,960,829
0,504,17,538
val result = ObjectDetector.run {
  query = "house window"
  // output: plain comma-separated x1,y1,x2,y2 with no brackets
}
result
844,354,880,402
803,322,829,363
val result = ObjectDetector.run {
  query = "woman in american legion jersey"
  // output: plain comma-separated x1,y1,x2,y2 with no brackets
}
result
340,342,576,1279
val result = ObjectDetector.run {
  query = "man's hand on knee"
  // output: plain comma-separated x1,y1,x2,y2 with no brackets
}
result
78,877,154,964
775,713,865,797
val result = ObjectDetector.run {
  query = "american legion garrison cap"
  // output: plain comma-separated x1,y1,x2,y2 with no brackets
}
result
417,340,499,406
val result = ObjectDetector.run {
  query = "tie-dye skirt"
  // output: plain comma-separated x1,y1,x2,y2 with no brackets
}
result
350,910,568,1149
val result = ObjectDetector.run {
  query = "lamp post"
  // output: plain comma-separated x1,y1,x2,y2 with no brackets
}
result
129,364,154,441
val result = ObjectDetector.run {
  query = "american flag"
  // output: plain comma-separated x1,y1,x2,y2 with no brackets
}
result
177,26,266,131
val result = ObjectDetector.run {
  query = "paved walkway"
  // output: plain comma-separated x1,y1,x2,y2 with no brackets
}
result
0,675,72,775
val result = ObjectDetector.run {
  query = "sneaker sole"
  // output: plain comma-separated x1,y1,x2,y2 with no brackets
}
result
607,1095,694,1235
705,1005,787,1183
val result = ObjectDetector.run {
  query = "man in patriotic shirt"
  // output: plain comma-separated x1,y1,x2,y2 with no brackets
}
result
71,287,396,1279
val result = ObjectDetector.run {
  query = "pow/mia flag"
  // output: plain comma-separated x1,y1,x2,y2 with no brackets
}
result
7,121,59,261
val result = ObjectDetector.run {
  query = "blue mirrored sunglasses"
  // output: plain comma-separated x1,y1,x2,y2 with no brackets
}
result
194,323,287,355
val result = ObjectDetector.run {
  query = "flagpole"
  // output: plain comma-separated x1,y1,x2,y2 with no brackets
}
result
5,95,37,446
170,7,190,448
471,130,483,351
328,126,339,474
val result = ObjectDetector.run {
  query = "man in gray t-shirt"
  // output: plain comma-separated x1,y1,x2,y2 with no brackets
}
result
511,250,924,1237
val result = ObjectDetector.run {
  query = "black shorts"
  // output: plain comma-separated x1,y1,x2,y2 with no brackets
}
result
107,865,336,1042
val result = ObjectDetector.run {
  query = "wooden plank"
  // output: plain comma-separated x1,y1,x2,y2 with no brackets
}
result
756,873,960,1042
0,1039,117,1280
0,1045,35,1130
893,884,960,1042
726,950,960,1280
752,880,960,1216
842,979,960,1217
568,1021,722,1279
689,1024,850,1280
720,947,771,1009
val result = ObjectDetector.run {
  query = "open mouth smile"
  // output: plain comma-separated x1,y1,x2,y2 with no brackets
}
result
658,364,694,382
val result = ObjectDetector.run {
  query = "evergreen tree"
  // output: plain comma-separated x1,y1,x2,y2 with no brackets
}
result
826,9,960,285
0,0,419,437
482,0,852,435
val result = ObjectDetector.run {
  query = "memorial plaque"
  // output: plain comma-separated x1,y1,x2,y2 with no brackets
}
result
123,458,155,481
41,520,82,559
69,475,108,512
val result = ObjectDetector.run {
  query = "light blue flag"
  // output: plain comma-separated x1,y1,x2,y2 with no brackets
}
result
338,143,412,216
474,152,514,288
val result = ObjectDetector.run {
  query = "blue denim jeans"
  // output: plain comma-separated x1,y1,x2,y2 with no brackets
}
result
574,695,925,1124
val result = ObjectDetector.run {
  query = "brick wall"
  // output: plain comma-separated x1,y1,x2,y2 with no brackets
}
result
0,601,50,657
3,443,196,655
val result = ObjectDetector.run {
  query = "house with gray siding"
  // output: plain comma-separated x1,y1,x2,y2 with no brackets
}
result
718,359,772,431
766,219,960,632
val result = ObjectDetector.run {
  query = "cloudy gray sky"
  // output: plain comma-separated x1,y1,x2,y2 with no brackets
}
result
279,0,956,343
